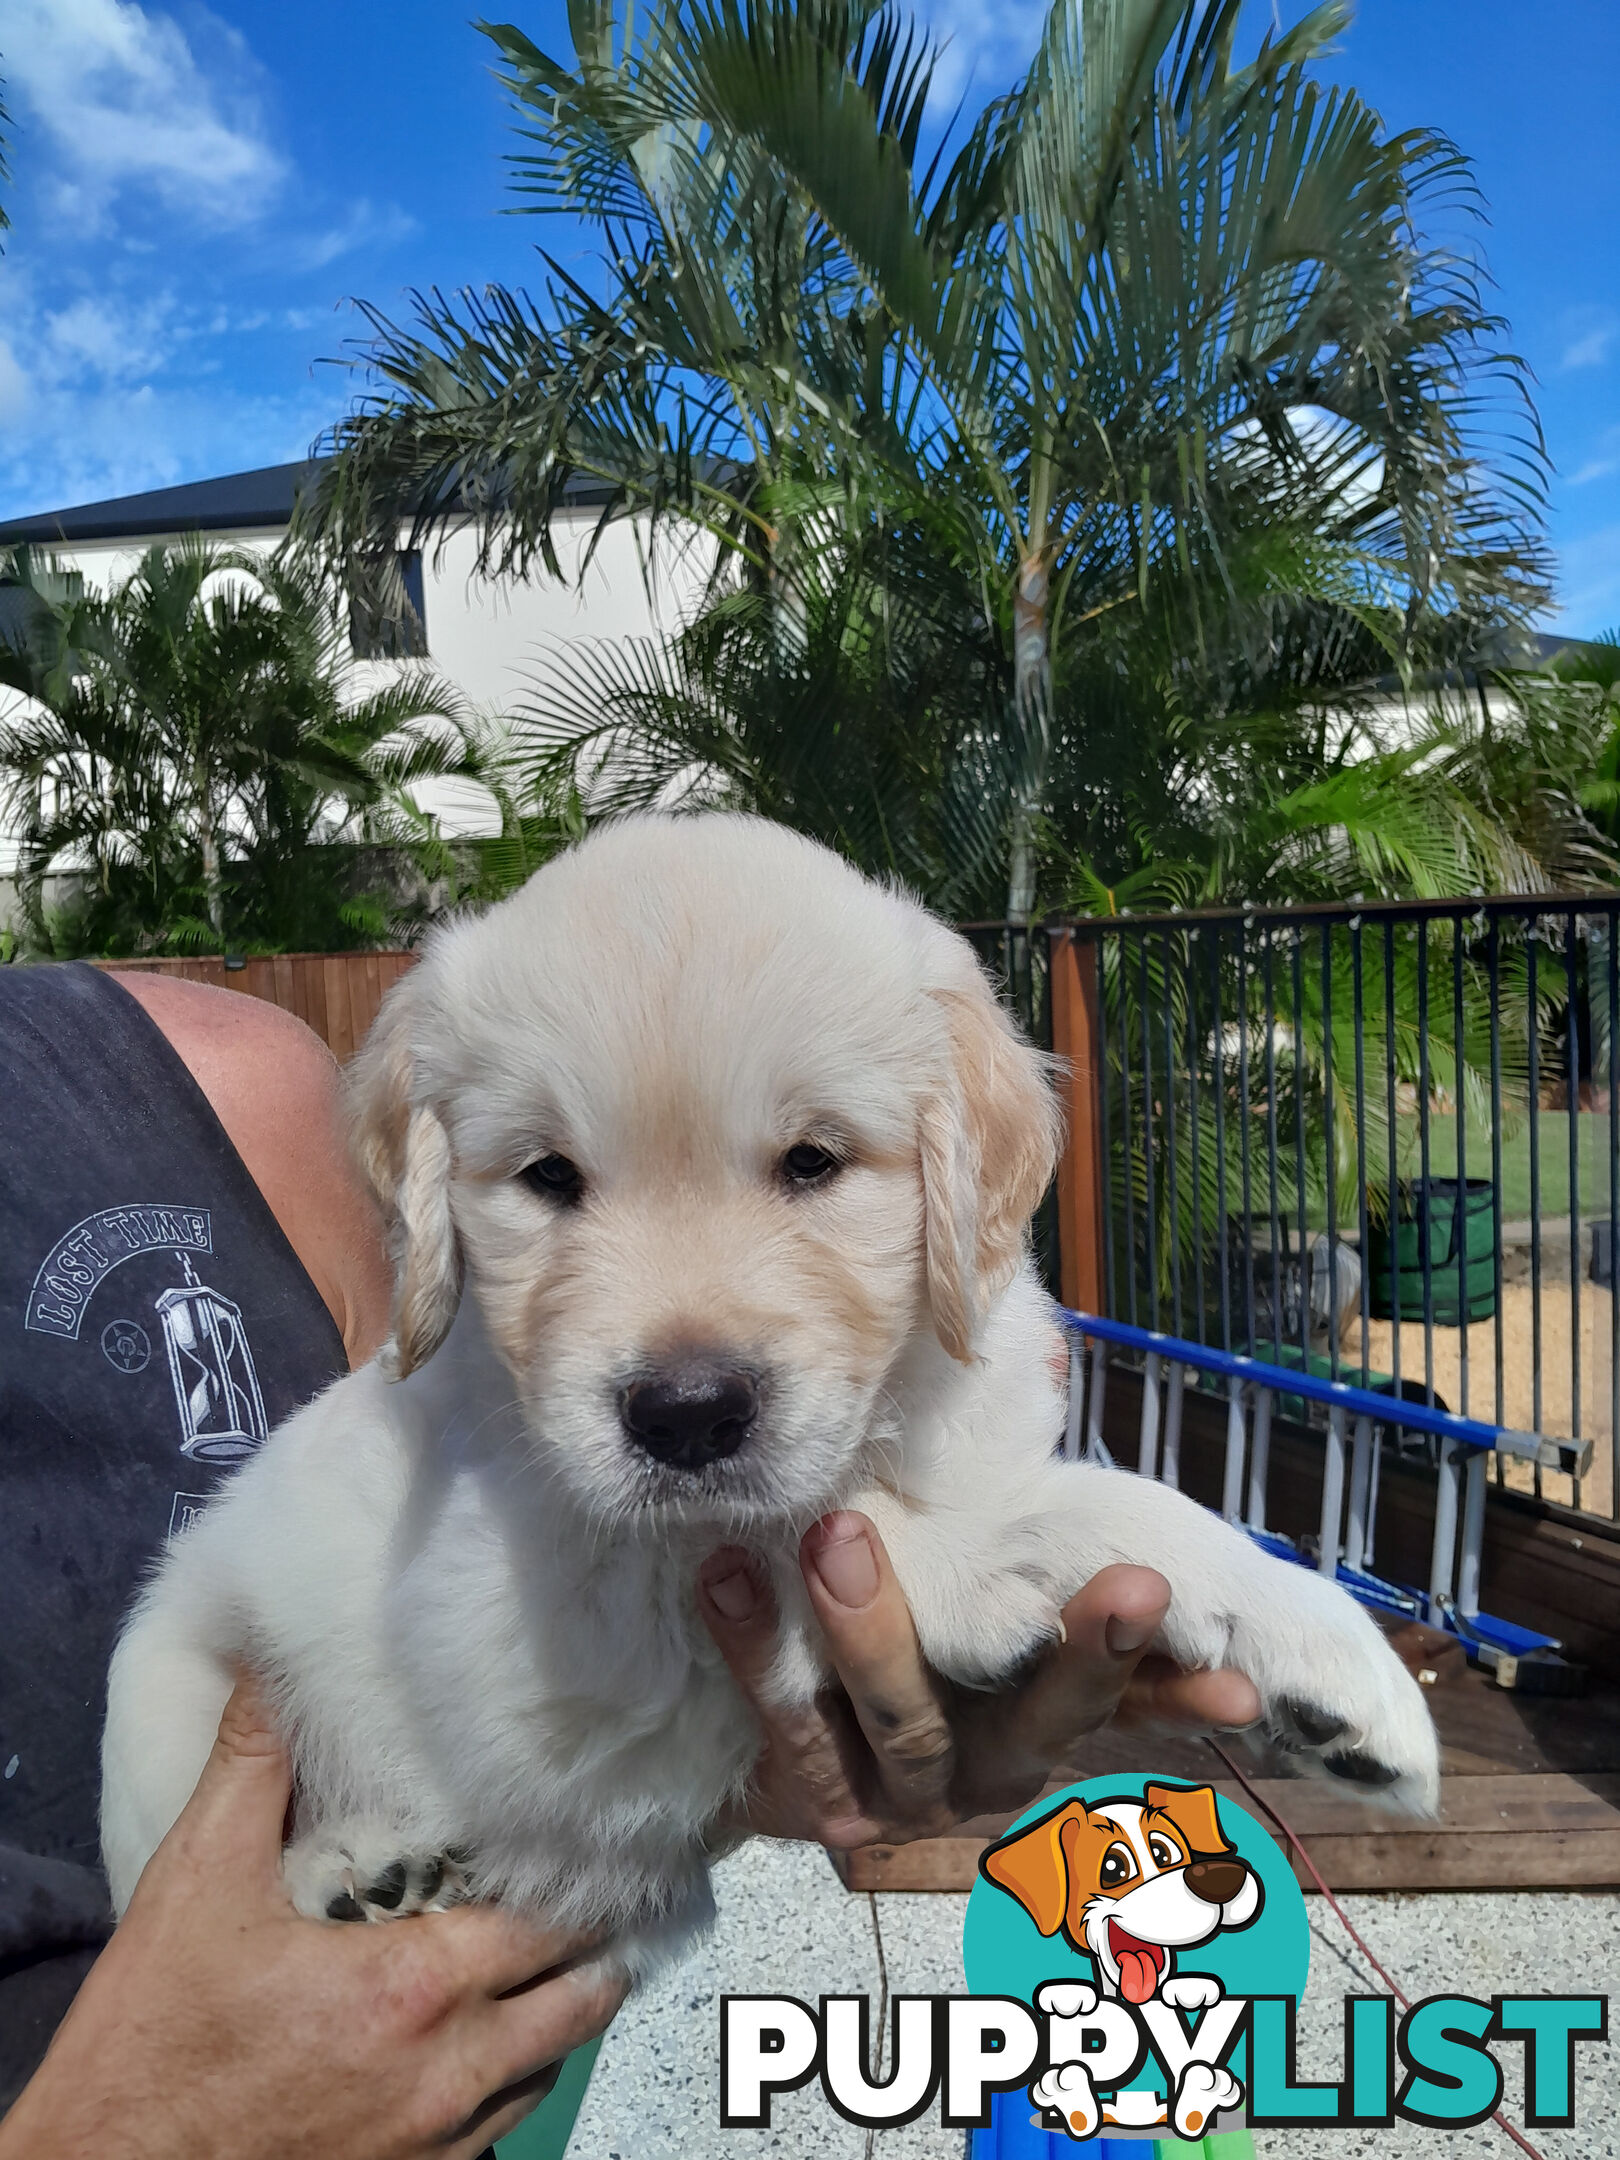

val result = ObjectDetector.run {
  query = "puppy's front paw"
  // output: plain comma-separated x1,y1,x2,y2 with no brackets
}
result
284,1825,470,1923
1143,1522,1440,1811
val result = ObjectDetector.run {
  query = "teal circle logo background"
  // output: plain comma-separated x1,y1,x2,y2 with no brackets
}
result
963,1773,1310,2077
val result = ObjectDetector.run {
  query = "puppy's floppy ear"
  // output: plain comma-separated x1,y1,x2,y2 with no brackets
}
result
980,1801,1083,1937
1145,1782,1233,1859
347,968,463,1380
920,973,1064,1361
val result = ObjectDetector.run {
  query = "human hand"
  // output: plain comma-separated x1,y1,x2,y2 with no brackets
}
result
0,1682,626,2160
698,1514,1262,1848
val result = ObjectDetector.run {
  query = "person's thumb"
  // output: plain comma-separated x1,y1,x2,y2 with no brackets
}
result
164,1674,293,1899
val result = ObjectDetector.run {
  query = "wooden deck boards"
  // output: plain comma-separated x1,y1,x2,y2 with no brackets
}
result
832,1625,1620,1894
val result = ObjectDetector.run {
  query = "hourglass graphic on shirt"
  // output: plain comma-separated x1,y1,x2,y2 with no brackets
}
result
155,1253,268,1463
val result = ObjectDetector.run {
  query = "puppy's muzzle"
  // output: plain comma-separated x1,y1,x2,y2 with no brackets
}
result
619,1356,760,1471
1184,1858,1248,1906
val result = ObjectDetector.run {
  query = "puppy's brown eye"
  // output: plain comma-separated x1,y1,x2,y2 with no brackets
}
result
1100,1842,1135,1888
781,1143,841,1187
521,1154,584,1206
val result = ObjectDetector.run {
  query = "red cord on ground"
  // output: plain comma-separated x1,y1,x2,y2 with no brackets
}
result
1205,1738,1547,2160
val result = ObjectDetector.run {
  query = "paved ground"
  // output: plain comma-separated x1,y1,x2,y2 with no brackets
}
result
571,1841,1620,2160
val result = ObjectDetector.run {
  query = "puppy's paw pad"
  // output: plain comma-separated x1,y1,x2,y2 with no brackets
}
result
1214,1566,1442,1811
1279,1699,1347,1748
1323,1749,1402,1788
286,1832,470,1923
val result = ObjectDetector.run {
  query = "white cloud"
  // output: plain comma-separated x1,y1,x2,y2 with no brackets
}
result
0,370,334,517
292,198,419,274
911,0,1047,108
0,270,334,519
0,338,31,427
3,0,284,230
1559,319,1616,373
40,292,174,382
1563,426,1620,490
1550,523,1620,638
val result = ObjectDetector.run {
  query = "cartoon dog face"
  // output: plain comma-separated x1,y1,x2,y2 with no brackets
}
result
981,1783,1262,2005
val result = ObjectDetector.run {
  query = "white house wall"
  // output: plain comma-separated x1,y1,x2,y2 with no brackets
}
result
1,510,711,864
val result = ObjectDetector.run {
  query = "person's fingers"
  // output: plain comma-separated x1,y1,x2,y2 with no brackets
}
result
472,1957,629,2104
698,1545,881,1844
146,1674,293,1905
696,1547,779,1694
436,1903,616,2001
801,1515,954,1833
1115,1656,1262,1734
997,1563,1172,1748
948,1566,1172,1815
452,2061,564,2155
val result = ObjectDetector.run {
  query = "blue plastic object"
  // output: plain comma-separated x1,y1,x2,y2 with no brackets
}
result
971,2088,1256,2156
1061,1308,1569,1665
969,2092,1144,2158
1061,1309,1566,1466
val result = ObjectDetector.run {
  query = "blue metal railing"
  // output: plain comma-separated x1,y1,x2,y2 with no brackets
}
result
1059,1309,1593,1680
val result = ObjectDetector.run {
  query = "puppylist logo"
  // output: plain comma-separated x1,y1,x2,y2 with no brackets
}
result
720,1775,1608,2138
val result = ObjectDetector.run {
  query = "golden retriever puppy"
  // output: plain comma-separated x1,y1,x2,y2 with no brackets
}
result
102,815,1436,1971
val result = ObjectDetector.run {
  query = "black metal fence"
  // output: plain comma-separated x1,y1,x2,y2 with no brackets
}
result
1071,896,1620,1525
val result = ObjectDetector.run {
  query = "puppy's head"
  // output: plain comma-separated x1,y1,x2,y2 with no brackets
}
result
349,814,1061,1526
981,1784,1261,2001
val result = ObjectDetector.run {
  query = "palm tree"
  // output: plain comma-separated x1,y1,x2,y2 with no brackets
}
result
312,0,1548,920
0,538,463,955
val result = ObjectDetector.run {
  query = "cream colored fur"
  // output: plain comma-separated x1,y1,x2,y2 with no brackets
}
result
101,814,1437,1976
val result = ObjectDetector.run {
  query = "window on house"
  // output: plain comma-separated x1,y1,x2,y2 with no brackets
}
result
349,550,428,659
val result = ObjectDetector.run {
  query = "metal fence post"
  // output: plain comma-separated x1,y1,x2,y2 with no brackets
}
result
1085,1340,1109,1459
1222,1381,1247,1521
1139,1352,1162,1479
1246,1387,1272,1531
1062,1336,1085,1463
1457,1451,1488,1622
1428,1443,1463,1624
1319,1405,1348,1576
1162,1363,1185,1489
1344,1414,1375,1572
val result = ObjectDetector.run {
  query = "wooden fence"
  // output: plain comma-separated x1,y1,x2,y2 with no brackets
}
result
94,949,416,1064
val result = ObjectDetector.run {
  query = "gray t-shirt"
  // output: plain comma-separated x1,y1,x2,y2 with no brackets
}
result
0,962,346,2103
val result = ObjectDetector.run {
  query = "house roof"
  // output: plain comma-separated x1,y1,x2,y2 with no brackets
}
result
0,461,327,544
0,456,618,546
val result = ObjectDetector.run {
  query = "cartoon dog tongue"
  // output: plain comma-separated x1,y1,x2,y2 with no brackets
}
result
1109,1924,1164,2005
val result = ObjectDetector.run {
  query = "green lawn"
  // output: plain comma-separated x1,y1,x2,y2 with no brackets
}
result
1253,1111,1619,1231
1393,1110,1618,1223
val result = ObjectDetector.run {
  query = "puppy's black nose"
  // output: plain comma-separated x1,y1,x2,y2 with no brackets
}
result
1184,1858,1247,1906
620,1360,759,1470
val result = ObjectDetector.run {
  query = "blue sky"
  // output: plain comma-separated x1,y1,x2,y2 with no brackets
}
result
1,0,1615,630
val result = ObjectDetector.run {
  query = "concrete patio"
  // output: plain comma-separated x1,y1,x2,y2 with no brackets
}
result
570,1838,1620,2160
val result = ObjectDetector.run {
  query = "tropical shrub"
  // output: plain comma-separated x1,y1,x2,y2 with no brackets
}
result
0,538,463,956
